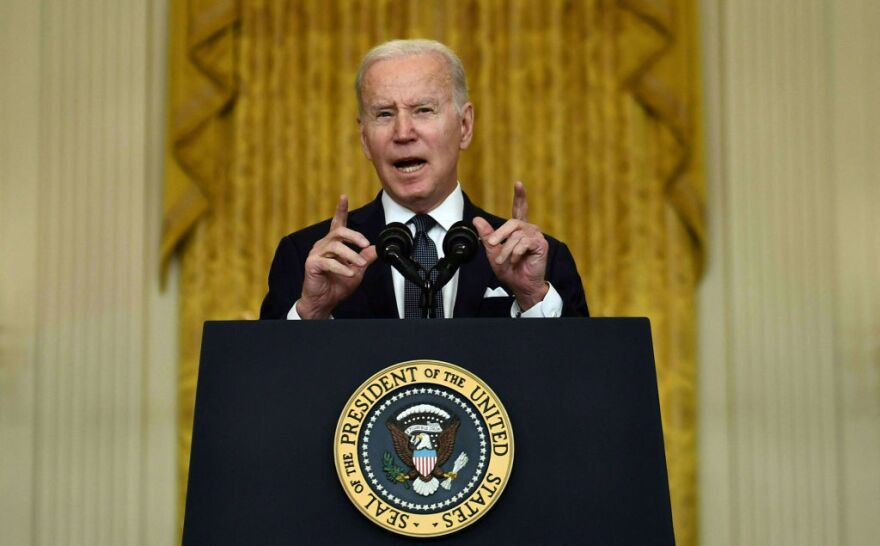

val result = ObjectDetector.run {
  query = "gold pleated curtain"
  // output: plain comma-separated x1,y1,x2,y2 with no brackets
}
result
164,0,704,543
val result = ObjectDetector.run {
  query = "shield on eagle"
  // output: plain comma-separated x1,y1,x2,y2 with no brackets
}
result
412,448,437,478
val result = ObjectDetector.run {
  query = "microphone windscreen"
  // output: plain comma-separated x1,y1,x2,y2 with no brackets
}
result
443,221,478,263
377,222,413,263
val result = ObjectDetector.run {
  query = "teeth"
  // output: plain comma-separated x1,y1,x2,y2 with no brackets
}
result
396,162,425,173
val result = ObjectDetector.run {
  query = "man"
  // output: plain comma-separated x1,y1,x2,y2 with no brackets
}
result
260,39,588,320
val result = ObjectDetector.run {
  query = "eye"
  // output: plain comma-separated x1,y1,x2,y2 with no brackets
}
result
376,111,393,119
415,106,434,115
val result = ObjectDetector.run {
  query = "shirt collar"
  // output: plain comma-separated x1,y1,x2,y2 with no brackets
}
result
381,183,464,232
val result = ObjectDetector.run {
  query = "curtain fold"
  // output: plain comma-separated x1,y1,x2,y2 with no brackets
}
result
165,1,704,543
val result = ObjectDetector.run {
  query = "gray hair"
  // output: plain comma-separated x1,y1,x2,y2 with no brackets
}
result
355,39,469,114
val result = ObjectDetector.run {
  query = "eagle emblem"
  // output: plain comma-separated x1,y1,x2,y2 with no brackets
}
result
384,403,469,496
334,360,514,537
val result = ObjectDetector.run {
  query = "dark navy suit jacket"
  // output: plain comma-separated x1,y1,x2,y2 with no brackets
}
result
259,193,589,319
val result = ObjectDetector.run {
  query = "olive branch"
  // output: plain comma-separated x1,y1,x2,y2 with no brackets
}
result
383,452,410,489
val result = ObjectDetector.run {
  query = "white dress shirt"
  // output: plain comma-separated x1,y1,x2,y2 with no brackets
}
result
288,183,562,319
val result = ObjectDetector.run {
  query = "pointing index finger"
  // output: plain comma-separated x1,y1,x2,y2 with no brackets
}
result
330,195,349,230
512,181,529,222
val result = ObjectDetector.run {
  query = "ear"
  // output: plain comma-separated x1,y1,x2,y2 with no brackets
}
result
458,102,475,150
358,117,373,160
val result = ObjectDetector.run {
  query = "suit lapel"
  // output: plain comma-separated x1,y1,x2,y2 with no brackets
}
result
453,196,498,317
350,195,397,318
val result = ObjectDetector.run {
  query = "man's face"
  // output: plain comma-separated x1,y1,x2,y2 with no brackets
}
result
359,53,474,213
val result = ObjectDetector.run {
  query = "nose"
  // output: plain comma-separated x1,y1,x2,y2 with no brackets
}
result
392,112,416,143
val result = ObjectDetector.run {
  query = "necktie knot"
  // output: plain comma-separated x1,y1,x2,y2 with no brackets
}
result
409,214,436,235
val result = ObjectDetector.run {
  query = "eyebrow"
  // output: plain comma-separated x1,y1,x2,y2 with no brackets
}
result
368,98,440,113
408,98,439,108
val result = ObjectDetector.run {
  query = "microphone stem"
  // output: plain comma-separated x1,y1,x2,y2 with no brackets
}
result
420,279,433,319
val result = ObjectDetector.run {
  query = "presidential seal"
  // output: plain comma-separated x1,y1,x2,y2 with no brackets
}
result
334,360,514,537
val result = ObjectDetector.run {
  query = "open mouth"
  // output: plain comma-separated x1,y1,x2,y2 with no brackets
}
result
393,158,427,174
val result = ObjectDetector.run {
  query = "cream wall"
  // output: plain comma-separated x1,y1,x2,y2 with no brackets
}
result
0,0,178,545
699,0,879,545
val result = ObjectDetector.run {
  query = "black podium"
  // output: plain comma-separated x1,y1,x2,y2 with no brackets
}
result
183,318,674,545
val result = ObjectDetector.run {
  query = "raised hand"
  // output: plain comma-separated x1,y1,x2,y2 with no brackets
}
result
297,195,378,319
472,181,549,311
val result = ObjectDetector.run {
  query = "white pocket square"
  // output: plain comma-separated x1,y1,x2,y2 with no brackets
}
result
482,287,510,298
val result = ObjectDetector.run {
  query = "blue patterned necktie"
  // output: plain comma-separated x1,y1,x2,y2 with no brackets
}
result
404,214,444,318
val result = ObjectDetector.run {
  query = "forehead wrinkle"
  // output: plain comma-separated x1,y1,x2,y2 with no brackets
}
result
361,55,453,106
367,83,446,103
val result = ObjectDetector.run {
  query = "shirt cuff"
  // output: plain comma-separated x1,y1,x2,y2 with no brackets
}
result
286,300,333,320
511,282,563,318
286,300,303,320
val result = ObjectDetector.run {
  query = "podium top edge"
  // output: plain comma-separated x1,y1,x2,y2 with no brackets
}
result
203,317,651,328
204,317,651,325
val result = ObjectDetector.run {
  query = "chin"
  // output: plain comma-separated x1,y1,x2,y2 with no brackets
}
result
381,173,454,212
394,193,433,212
386,182,434,207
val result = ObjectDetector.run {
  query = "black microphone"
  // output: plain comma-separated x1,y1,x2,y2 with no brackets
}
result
432,220,479,290
377,222,423,286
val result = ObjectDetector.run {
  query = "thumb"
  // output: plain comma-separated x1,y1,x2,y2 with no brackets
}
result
472,217,495,243
473,216,495,239
472,217,500,261
360,245,379,265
